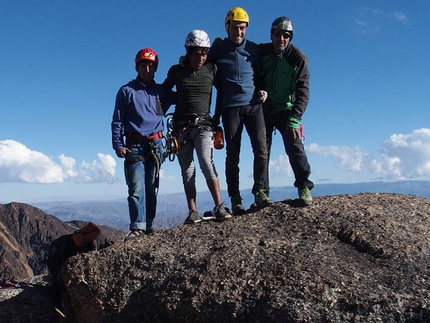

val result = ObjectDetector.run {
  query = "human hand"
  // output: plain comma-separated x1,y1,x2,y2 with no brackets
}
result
115,147,131,158
179,55,186,67
290,128,301,140
212,37,223,46
257,90,268,103
212,114,220,127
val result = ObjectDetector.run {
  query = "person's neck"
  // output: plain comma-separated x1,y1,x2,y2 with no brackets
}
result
137,76,152,85
228,38,245,47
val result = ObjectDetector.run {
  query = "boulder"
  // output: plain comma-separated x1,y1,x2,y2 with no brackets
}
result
62,193,430,322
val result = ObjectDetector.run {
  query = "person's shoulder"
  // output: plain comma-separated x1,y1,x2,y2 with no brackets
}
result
204,61,217,70
244,39,260,50
119,78,138,91
211,37,225,47
245,38,258,46
208,37,223,55
259,42,273,56
286,44,307,60
243,39,260,53
152,82,173,94
167,64,182,71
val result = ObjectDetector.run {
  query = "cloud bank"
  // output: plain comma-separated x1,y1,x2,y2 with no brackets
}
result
307,128,430,181
2,128,429,186
0,140,116,184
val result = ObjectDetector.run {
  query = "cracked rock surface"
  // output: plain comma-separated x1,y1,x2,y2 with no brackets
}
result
61,193,429,323
2,193,429,322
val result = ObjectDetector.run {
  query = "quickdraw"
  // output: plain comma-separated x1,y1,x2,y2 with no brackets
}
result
164,114,179,162
148,140,162,195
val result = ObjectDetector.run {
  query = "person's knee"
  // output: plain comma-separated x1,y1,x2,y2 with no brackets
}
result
201,163,218,180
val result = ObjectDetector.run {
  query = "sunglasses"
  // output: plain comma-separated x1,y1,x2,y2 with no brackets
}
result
272,32,291,40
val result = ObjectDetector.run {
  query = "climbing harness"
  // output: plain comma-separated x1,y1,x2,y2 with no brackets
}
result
163,113,213,162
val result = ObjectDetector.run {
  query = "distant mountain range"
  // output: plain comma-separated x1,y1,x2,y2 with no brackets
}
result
33,180,430,230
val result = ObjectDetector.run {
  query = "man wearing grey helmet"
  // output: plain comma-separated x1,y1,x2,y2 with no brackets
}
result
259,16,314,206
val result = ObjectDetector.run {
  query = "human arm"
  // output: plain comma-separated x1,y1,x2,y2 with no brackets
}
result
212,64,222,126
161,66,178,114
111,88,130,157
287,46,310,129
251,41,267,102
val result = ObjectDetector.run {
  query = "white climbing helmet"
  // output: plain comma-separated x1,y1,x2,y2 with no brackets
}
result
184,30,211,49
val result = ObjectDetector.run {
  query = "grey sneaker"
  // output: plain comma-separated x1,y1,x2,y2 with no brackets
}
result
254,189,273,208
213,204,232,221
298,187,312,206
230,196,245,215
184,210,201,225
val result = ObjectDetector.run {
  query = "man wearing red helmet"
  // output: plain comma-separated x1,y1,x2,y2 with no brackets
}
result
259,17,314,206
163,30,232,224
111,48,174,241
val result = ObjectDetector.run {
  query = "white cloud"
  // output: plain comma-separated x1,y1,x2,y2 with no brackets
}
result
159,169,175,181
391,11,408,23
353,7,409,33
359,7,409,24
0,140,116,184
80,153,117,183
372,128,430,180
307,128,430,181
307,144,370,171
269,155,294,178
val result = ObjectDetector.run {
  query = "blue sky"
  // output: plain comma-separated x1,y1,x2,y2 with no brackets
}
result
1,1,429,203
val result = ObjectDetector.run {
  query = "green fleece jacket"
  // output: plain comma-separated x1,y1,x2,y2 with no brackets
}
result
259,43,310,129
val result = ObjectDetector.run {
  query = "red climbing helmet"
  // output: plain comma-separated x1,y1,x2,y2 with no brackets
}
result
135,48,159,70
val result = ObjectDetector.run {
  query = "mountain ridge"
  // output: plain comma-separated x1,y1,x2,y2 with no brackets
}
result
0,202,125,280
30,180,430,230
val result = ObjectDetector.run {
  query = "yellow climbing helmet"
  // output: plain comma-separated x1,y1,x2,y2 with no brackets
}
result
225,7,249,26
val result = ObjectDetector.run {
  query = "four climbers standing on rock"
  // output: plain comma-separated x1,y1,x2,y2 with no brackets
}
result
111,8,314,237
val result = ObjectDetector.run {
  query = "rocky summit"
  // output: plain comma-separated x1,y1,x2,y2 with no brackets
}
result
57,193,430,323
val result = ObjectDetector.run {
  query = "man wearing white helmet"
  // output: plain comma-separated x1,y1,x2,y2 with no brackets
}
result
163,30,232,224
260,16,314,206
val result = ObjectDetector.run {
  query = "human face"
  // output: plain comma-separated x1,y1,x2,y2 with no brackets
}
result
227,21,247,45
271,29,291,54
187,47,208,70
137,61,156,84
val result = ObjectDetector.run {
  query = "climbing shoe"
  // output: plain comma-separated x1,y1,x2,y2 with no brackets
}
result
184,210,201,225
123,229,145,242
213,204,232,222
145,227,155,235
230,196,246,215
298,187,312,206
254,189,273,208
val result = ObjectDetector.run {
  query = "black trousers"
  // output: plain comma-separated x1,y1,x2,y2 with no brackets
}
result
264,109,314,192
221,104,268,197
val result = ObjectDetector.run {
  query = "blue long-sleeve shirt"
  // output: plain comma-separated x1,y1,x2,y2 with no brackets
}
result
208,38,261,109
111,78,174,150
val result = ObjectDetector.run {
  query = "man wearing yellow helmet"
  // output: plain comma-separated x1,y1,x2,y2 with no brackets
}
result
209,7,272,215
